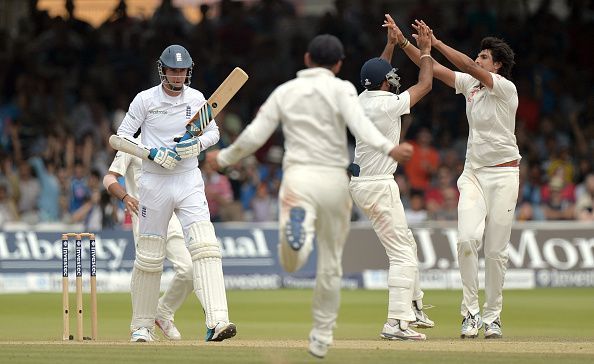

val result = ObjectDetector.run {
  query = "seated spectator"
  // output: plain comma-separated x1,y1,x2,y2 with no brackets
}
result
0,183,19,225
202,158,233,222
542,176,575,220
405,191,428,225
575,173,594,221
517,163,546,221
426,166,459,218
250,182,278,222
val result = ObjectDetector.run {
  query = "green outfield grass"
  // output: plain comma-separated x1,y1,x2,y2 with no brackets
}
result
0,289,593,363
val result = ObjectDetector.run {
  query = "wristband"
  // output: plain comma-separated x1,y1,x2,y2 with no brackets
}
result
420,54,432,60
398,39,410,49
121,193,128,202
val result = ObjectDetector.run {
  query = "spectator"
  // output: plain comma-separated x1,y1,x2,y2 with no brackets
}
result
0,183,19,225
405,191,428,225
403,127,440,192
575,173,594,221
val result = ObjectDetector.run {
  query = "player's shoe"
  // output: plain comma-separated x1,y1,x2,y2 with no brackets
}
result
155,318,182,341
460,312,482,339
411,301,435,329
380,321,426,341
308,333,331,359
286,207,306,251
130,327,156,342
484,318,503,339
205,321,237,342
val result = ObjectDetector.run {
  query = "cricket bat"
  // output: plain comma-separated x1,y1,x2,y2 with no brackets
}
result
177,67,249,142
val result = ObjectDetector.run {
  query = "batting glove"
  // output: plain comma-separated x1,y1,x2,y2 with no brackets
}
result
149,147,182,169
176,137,202,159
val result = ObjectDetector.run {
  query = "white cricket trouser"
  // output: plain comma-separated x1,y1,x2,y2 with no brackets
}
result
457,166,519,324
139,168,210,236
349,175,423,323
131,168,209,329
278,165,351,344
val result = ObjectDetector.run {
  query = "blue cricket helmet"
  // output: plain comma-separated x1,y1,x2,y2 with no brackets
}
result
360,57,401,92
157,44,194,87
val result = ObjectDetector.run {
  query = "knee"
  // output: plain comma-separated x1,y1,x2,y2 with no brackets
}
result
135,235,166,272
175,260,194,280
484,245,508,261
457,240,479,258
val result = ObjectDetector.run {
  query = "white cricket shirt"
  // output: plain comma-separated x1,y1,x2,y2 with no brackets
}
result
218,68,394,169
455,72,521,168
117,85,220,174
108,149,141,199
354,90,410,176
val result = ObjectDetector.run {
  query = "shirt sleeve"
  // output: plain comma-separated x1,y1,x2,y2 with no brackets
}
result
217,89,281,168
338,81,394,155
198,119,220,150
454,72,476,96
391,90,411,117
108,151,131,176
489,73,517,101
117,93,146,137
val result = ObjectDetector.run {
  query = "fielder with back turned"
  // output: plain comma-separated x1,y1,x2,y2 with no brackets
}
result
115,44,236,342
208,34,414,358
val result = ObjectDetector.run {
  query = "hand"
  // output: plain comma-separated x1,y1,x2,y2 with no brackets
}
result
122,194,139,215
176,137,201,159
389,142,414,163
413,22,432,54
383,14,405,44
206,150,221,171
148,147,181,169
412,19,440,47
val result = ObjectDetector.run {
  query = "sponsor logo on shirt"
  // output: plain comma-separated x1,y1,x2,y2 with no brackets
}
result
148,109,168,114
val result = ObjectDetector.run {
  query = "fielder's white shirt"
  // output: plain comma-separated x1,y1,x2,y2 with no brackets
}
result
108,149,141,199
117,85,220,174
218,67,394,169
455,72,521,168
354,90,410,176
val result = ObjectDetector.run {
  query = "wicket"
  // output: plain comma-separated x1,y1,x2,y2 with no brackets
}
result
61,233,97,341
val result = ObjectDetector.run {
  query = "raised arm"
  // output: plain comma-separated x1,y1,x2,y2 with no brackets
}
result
413,19,494,89
384,15,455,88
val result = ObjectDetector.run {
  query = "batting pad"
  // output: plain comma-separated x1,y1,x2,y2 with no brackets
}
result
134,234,166,272
387,265,417,322
131,235,166,329
187,221,229,328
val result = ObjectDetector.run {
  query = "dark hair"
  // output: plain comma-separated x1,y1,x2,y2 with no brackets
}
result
307,34,345,66
480,37,515,79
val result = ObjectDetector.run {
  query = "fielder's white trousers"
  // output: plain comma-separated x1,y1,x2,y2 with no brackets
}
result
457,166,519,325
349,175,424,322
278,165,351,344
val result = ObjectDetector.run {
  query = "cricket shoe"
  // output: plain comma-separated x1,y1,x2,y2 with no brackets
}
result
411,301,435,329
460,312,482,339
380,321,426,341
308,334,331,359
484,318,503,339
205,321,237,342
286,207,306,251
155,318,182,341
130,327,156,342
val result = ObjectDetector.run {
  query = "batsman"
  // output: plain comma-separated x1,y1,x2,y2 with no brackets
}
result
113,44,236,342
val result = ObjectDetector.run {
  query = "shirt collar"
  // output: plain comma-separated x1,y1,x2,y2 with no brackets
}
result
296,67,335,78
157,84,186,105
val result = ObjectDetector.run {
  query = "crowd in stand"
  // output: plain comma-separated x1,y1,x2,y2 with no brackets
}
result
0,0,593,231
